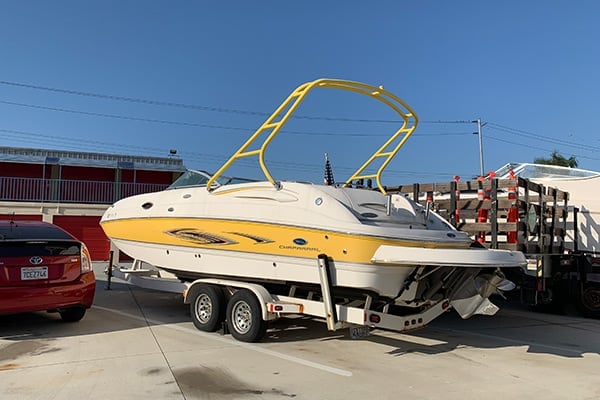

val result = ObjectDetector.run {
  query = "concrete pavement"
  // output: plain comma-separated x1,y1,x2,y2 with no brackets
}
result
1,262,600,399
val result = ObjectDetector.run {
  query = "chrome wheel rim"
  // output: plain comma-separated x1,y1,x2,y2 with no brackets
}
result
195,294,212,323
232,300,252,334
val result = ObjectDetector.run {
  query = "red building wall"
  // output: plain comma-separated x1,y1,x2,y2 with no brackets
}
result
0,214,43,221
1,156,182,260
61,165,114,181
135,170,177,184
0,162,44,178
53,216,110,261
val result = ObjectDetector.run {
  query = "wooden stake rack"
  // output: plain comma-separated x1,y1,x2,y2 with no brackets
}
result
384,176,571,255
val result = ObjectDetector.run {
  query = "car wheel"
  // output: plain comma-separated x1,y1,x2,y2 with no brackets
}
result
59,307,87,322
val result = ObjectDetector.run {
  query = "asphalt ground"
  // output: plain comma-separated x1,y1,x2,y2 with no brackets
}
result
1,262,599,400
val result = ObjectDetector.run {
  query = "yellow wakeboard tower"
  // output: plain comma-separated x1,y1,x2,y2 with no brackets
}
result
207,78,419,194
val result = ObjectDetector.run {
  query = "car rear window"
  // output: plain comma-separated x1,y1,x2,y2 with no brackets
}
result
0,241,81,257
0,223,73,241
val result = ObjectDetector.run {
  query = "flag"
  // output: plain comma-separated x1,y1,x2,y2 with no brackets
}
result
324,153,335,185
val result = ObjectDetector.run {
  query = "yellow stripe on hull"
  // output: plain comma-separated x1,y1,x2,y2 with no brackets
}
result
101,217,468,264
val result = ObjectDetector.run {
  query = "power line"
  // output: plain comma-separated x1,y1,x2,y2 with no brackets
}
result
5,80,599,171
0,128,168,156
6,80,598,151
0,127,470,179
0,80,469,125
0,99,471,137
486,122,600,153
486,136,600,162
0,80,269,116
0,100,216,128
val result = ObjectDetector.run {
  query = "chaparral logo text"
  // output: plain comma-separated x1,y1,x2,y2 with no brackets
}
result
279,245,320,252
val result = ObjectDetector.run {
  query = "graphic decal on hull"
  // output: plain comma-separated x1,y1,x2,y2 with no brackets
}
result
227,232,274,244
165,229,238,245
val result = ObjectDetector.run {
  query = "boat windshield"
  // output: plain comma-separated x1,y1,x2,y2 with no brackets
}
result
495,163,600,180
168,170,255,189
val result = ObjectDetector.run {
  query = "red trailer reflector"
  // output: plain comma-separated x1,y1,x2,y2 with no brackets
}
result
369,314,381,324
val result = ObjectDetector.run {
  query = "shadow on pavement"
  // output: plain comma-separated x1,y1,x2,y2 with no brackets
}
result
262,303,600,358
3,270,599,360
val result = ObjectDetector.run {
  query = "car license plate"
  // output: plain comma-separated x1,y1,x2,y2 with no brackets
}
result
21,266,48,280
349,325,371,339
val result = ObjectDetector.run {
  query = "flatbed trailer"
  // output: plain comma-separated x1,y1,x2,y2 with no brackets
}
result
384,176,600,317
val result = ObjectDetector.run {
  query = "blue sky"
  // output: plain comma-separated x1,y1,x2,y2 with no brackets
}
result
1,1,599,185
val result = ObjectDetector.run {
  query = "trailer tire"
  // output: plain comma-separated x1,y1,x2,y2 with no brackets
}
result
578,283,600,318
226,289,267,342
190,285,225,332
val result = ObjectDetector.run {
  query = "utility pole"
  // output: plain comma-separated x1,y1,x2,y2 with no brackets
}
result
473,119,486,176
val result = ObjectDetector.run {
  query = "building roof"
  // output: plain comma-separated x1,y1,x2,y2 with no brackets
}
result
0,146,185,172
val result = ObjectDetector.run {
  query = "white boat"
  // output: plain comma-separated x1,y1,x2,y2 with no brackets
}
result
495,162,600,253
101,79,526,320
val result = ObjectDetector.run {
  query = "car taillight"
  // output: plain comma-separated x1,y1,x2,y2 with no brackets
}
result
80,244,93,273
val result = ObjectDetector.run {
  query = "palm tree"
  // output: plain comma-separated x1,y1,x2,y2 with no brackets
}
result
534,151,578,168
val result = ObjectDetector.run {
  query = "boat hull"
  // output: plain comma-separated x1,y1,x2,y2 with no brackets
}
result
110,238,416,298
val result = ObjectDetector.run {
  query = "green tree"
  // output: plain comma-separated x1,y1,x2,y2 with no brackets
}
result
534,150,578,168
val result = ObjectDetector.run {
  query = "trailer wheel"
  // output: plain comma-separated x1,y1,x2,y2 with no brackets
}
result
578,283,600,318
226,289,267,342
190,285,225,332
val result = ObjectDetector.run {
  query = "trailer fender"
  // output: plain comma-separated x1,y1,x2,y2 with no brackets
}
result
183,278,275,321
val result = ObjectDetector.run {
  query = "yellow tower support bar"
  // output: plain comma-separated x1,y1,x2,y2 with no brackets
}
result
207,78,418,193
